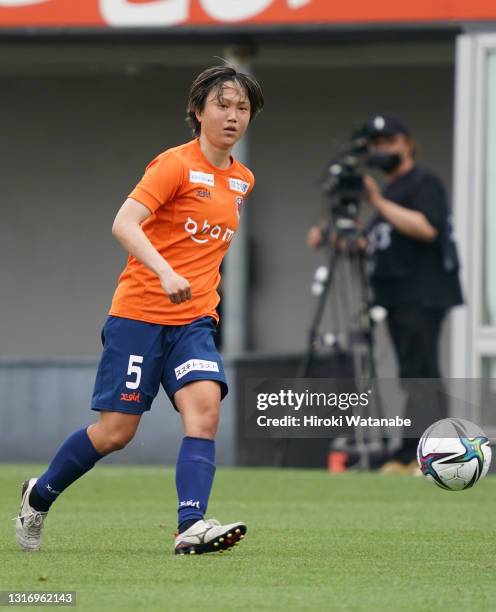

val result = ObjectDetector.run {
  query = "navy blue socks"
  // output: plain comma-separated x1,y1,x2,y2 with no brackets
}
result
175,436,216,531
29,430,216,530
29,427,103,512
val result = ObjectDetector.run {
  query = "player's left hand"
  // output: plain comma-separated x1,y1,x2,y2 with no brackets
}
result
363,175,382,207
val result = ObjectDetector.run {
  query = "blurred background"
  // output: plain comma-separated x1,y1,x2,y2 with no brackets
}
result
1,0,496,467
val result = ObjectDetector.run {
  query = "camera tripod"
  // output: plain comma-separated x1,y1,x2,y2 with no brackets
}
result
274,223,387,469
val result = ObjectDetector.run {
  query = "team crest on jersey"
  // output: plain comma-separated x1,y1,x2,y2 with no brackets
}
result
196,188,211,199
229,178,250,194
189,170,215,187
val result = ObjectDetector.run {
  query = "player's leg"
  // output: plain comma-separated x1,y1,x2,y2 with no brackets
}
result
16,315,164,551
87,410,142,454
16,410,142,552
173,380,246,554
175,379,220,528
15,411,141,552
162,316,246,554
33,411,141,506
27,412,140,506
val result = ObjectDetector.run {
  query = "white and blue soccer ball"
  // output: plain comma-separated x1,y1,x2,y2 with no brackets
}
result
417,418,492,491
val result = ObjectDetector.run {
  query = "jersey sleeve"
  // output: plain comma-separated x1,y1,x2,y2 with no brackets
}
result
128,152,185,213
246,169,255,195
409,174,447,233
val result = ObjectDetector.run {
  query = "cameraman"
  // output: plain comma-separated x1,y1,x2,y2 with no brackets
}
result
308,115,463,474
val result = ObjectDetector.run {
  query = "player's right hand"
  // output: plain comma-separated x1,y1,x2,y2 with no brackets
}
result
159,269,192,304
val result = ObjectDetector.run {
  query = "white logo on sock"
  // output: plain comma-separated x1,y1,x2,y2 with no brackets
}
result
179,499,200,509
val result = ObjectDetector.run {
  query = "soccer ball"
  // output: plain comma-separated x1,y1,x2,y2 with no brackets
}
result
417,418,492,491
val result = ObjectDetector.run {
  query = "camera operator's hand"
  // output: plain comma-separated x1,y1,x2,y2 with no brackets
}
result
307,224,328,249
363,175,382,207
356,236,368,251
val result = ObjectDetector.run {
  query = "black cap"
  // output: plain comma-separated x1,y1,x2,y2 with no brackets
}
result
367,114,410,138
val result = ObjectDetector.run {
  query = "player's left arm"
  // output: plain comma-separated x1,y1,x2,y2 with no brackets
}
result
363,175,438,242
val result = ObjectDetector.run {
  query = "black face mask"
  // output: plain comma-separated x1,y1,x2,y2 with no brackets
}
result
367,152,402,173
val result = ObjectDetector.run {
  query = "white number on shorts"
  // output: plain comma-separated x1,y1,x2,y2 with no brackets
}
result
126,354,143,389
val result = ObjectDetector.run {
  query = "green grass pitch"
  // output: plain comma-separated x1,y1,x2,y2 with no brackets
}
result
1,464,495,611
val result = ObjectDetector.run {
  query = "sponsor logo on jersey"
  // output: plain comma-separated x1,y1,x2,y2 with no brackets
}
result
120,391,141,402
175,359,220,380
229,177,250,194
189,170,215,186
184,216,235,244
196,188,211,199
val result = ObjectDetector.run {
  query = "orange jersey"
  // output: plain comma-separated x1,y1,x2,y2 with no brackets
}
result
109,138,254,326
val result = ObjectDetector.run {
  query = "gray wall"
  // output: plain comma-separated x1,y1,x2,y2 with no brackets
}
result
1,69,195,357
0,41,455,368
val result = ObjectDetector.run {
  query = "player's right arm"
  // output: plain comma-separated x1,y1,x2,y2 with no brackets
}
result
112,197,191,304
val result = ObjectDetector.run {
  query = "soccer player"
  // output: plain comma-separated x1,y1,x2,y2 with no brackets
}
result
15,65,264,555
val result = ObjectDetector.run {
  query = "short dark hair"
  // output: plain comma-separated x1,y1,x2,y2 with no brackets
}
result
186,65,264,137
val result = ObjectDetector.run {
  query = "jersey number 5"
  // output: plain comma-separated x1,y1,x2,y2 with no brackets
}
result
126,355,143,389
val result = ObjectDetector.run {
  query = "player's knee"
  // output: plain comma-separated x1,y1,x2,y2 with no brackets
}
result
102,428,136,453
197,420,218,439
192,404,220,438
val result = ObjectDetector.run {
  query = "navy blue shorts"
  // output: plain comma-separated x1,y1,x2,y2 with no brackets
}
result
91,315,228,415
